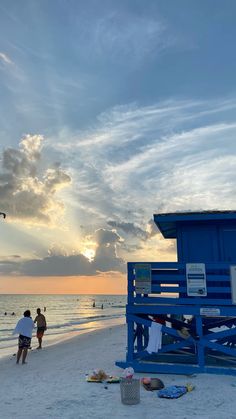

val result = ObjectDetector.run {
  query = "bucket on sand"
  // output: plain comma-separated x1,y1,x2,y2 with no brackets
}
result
120,378,140,405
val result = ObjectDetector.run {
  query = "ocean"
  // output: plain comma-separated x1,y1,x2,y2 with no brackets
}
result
0,294,126,359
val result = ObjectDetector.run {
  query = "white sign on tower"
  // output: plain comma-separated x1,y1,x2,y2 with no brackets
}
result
186,263,207,297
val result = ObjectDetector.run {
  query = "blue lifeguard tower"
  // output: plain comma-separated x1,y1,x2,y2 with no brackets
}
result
116,211,236,375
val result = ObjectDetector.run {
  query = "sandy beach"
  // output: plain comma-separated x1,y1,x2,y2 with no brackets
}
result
1,324,236,419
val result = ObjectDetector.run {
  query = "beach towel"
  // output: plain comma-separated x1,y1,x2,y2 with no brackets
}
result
158,385,187,399
146,322,162,354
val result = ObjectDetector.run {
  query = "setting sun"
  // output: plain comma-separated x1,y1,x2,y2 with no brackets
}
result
82,248,95,262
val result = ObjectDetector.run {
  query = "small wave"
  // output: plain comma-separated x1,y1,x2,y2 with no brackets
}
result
0,328,13,333
85,314,108,320
0,335,16,342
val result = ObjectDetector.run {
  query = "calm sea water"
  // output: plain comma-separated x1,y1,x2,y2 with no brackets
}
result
0,294,126,359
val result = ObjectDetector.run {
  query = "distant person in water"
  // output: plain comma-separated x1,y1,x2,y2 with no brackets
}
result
13,310,34,364
34,308,47,349
101,304,103,309
92,301,95,307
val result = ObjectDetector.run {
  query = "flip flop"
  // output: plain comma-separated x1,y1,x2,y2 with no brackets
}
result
106,376,120,383
86,377,103,383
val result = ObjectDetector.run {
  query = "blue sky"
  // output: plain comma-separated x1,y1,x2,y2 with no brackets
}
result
0,0,236,292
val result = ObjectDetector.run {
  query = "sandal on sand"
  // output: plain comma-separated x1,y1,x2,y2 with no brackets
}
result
86,377,103,383
86,375,120,383
106,376,120,384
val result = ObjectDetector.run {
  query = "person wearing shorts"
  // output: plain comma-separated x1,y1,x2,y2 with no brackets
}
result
34,308,47,349
13,310,34,364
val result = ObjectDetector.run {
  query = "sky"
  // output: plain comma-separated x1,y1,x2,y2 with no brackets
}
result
0,0,236,294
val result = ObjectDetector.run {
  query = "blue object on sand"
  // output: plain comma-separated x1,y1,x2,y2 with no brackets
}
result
158,385,187,399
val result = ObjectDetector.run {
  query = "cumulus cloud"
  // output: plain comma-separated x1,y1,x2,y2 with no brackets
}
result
107,220,150,240
146,219,159,238
94,228,122,245
6,97,234,277
93,228,125,272
0,227,125,276
0,134,71,225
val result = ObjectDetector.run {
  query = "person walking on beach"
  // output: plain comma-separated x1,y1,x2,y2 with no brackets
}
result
13,310,34,364
34,308,47,349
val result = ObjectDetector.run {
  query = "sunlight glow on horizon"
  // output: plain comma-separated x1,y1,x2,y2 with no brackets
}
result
0,273,127,295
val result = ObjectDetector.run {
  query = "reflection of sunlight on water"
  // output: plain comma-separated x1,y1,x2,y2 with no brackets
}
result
45,317,125,347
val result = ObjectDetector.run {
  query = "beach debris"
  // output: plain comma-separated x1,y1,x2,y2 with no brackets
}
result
186,383,195,392
86,370,120,383
141,377,164,391
158,383,195,399
89,369,108,381
122,367,134,379
106,376,120,384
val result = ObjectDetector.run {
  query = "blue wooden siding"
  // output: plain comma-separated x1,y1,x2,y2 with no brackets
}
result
116,212,236,375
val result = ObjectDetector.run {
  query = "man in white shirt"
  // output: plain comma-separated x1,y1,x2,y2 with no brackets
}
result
13,310,34,364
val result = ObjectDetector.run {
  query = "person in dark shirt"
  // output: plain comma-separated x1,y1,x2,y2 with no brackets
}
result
34,308,47,349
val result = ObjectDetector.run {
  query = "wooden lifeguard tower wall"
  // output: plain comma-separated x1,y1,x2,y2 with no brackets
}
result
116,211,236,375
